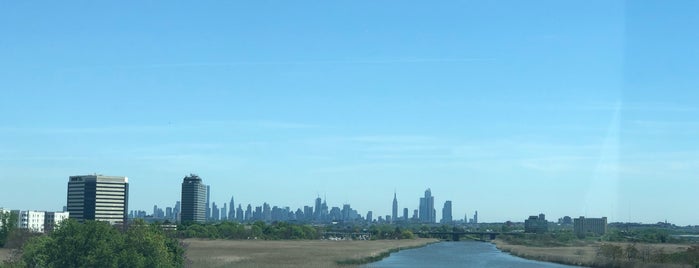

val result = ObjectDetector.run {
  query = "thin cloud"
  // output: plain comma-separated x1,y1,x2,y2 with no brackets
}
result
51,57,496,72
0,120,319,134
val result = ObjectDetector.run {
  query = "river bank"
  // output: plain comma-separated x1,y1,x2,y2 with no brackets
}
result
493,239,694,268
184,238,438,267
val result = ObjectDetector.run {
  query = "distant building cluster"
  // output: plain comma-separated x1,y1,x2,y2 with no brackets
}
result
521,213,608,236
4,173,482,227
126,178,479,226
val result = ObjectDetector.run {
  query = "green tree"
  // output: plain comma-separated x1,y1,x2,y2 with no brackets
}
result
18,219,184,268
0,211,19,247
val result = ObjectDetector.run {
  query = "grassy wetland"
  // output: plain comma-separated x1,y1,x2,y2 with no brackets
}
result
184,238,438,268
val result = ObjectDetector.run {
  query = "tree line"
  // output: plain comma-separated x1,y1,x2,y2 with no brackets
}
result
2,219,184,268
176,221,320,240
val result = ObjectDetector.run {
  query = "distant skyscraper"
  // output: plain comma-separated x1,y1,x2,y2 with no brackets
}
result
321,199,328,221
236,205,244,222
180,174,207,223
174,201,181,222
228,196,235,220
66,174,129,225
403,208,408,221
222,203,227,221
245,204,252,221
392,191,398,224
418,188,435,223
212,202,219,221
314,197,322,221
441,201,452,224
366,211,373,223
263,203,271,222
205,185,211,221
474,210,478,224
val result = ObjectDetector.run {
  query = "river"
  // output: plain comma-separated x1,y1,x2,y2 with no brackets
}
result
364,241,580,268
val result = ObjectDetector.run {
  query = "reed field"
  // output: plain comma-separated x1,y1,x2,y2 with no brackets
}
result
494,239,694,268
184,238,438,268
0,248,10,263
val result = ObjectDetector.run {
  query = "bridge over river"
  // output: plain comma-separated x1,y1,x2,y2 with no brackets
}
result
424,231,514,241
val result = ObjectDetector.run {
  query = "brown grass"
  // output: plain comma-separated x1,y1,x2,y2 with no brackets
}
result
0,248,11,262
493,239,692,268
184,238,438,268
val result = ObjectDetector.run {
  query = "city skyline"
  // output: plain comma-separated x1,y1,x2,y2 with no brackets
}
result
1,1,698,226
139,185,477,225
0,173,692,226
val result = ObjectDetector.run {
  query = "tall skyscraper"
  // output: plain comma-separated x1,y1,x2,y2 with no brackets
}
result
180,174,207,223
67,175,129,225
173,201,181,222
205,185,211,221
418,188,435,223
403,208,408,221
441,201,452,224
228,196,235,220
391,191,398,224
236,205,244,222
314,197,322,221
263,203,271,222
245,204,252,221
212,202,219,221
221,203,227,221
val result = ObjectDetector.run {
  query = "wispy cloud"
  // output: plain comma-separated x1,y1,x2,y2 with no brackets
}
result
578,101,697,112
106,57,496,70
0,120,319,134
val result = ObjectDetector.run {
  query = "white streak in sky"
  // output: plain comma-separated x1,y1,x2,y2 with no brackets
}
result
584,101,621,221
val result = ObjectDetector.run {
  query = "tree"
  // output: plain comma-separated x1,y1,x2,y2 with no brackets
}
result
0,211,19,247
18,219,184,268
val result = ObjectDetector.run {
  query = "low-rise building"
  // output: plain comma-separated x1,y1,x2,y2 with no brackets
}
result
574,216,607,237
524,213,548,233
18,210,45,233
45,211,70,232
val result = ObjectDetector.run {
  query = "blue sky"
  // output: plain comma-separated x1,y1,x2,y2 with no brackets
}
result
1,1,697,225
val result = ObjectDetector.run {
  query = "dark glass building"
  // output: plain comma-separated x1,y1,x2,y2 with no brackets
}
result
66,175,129,225
180,174,207,223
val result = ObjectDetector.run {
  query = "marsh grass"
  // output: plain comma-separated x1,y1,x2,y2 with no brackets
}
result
185,238,438,268
494,239,693,268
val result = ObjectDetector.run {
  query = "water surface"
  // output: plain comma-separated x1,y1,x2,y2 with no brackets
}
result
365,241,579,268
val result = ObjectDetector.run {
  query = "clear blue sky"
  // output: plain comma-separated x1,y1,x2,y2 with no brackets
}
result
1,1,697,225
